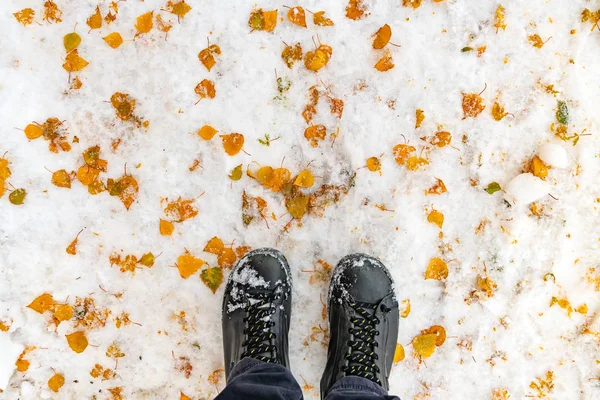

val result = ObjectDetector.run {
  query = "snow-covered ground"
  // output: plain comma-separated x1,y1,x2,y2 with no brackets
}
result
1,0,600,399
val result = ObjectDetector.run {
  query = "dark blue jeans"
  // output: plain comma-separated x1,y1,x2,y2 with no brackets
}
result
215,358,400,400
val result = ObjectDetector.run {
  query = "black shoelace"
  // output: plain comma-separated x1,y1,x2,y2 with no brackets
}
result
241,289,281,364
343,300,392,385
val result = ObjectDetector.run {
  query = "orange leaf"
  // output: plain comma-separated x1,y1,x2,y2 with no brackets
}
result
48,373,65,392
43,1,63,24
304,45,332,72
304,125,326,146
177,253,205,279
135,11,154,35
421,325,446,346
198,44,221,71
107,175,139,210
218,248,237,268
263,10,278,32
373,24,391,49
393,343,405,363
66,237,78,255
198,125,218,140
427,209,444,228
180,393,192,400
425,257,448,280
393,144,416,166
103,32,123,49
462,92,485,119
164,197,198,222
282,43,303,68
366,157,381,172
14,8,35,26
374,50,394,71
415,108,425,128
314,11,334,26
204,237,224,255
403,0,422,8
52,169,72,188
432,131,452,147
530,155,549,180
195,79,216,102
86,6,103,30
27,293,55,314
159,219,174,236
54,304,73,323
221,133,244,156
294,170,315,188
66,331,89,353
287,6,307,28
166,1,192,18
406,156,428,171
346,0,368,20
425,178,447,195
24,123,43,139
63,50,89,72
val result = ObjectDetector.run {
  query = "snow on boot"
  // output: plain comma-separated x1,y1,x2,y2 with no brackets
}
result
320,254,399,398
222,248,292,379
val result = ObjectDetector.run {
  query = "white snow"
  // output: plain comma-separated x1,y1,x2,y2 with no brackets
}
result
538,143,569,168
0,334,23,392
503,173,551,205
2,0,600,399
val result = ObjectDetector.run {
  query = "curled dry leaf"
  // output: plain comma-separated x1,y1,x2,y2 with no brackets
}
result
373,24,392,49
415,108,425,128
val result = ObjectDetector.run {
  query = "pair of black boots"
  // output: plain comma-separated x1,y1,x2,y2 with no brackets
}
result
222,249,399,398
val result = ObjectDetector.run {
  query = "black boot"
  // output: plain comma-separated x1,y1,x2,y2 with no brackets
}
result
222,248,292,379
320,254,399,398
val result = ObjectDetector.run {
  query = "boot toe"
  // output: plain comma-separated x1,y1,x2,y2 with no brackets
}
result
331,254,394,303
231,248,291,290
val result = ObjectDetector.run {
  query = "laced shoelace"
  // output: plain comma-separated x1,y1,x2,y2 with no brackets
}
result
343,300,392,385
241,289,282,364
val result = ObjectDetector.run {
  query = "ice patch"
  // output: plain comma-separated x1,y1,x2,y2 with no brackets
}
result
538,143,568,168
503,173,551,205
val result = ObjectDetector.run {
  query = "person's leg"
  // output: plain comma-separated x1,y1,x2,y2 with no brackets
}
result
321,254,401,400
218,248,302,400
215,358,303,400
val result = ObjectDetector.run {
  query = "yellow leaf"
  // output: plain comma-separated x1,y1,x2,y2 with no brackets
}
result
263,10,278,32
177,253,205,279
373,24,391,49
229,164,243,181
195,79,216,102
432,131,452,148
494,5,507,32
54,304,73,323
492,102,508,121
427,209,444,228
48,373,65,392
529,156,548,180
393,144,415,166
24,123,43,139
218,248,237,268
421,325,446,346
415,108,425,128
14,8,35,26
286,196,309,219
77,165,100,186
462,92,485,119
0,179,4,199
66,331,88,353
313,11,334,26
52,169,71,188
406,156,428,171
27,293,55,314
167,1,192,18
140,252,155,267
304,45,332,72
413,333,436,358
294,170,315,187
103,32,124,49
135,11,154,35
528,34,547,49
63,50,89,72
86,6,103,30
400,299,411,318
64,32,81,53
287,6,307,28
393,343,405,363
221,133,244,156
201,266,224,294
425,257,448,280
374,50,394,71
198,44,221,71
366,157,381,172
159,219,174,236
204,237,224,255
198,125,218,140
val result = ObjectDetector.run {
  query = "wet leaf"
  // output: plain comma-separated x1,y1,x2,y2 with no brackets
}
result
9,188,26,205
462,92,485,119
52,169,72,188
177,253,205,279
373,24,391,49
14,8,35,26
66,331,88,353
226,164,243,181
221,133,244,156
492,102,508,121
422,325,446,346
346,0,368,20
425,257,448,280
64,32,82,53
198,125,218,140
166,1,192,18
140,252,155,267
159,219,174,236
107,175,139,210
314,11,334,26
88,179,106,195
204,237,224,255
286,196,309,219
413,333,436,358
287,6,306,27
415,108,424,128
198,44,221,71
218,248,236,268
304,125,326,146
282,43,303,68
164,197,198,222
426,178,447,195
48,373,65,392
427,209,444,228
78,166,100,186
28,293,55,313
86,6,103,30
366,157,381,172
135,11,154,35
103,32,124,49
529,156,548,180
393,343,405,363
432,131,452,148
201,266,224,293
43,1,63,24
24,124,43,139
484,182,501,194
406,156,428,171
304,44,333,72
195,79,216,102
556,101,569,125
393,144,416,166
374,50,394,71
63,50,89,72
294,170,315,188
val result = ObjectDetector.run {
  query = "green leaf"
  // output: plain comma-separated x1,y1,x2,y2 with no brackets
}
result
229,164,243,181
556,101,569,125
484,182,502,195
258,133,271,146
201,267,224,294
64,32,82,53
9,188,26,205
461,46,473,52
